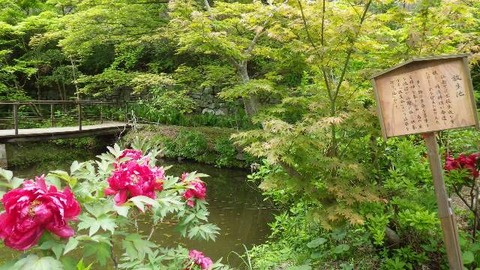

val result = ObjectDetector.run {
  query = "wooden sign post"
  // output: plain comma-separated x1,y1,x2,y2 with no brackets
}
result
372,54,479,270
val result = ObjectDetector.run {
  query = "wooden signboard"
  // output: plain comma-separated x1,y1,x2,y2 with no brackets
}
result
373,54,479,270
373,54,479,139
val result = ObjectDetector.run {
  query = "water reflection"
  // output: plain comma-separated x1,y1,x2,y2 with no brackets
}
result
152,160,273,266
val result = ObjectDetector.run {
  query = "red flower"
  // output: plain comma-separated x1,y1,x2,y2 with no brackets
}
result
0,176,81,251
105,159,165,205
181,173,207,207
445,153,480,178
445,155,460,171
187,249,213,270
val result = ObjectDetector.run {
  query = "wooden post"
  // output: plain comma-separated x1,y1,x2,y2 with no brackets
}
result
100,104,103,123
13,103,18,135
77,103,82,131
50,103,55,127
124,102,128,122
0,144,7,168
423,132,463,270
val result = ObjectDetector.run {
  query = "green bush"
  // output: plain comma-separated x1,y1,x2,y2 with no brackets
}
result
214,138,237,167
164,130,208,161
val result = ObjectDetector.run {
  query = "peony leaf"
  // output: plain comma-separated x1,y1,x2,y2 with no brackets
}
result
64,237,79,255
89,222,100,236
97,215,117,234
129,195,160,212
13,255,63,270
70,160,82,174
10,177,24,189
124,234,156,261
0,168,13,181
187,223,220,241
83,242,110,266
0,260,16,270
113,204,129,217
48,170,77,188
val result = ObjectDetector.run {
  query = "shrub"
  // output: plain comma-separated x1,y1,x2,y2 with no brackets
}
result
164,130,208,161
214,138,237,167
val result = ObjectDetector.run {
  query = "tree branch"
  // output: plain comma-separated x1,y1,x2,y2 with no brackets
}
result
331,0,372,104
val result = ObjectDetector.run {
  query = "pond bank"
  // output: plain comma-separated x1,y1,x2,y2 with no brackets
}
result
5,136,112,172
121,124,254,169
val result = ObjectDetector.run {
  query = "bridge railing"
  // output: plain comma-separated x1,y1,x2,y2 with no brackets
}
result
0,100,127,135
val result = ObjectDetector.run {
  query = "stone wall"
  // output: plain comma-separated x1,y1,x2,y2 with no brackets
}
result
191,87,231,116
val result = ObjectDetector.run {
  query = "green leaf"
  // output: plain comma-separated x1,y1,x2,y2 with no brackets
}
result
84,203,114,218
10,177,23,189
83,242,111,266
48,170,77,188
89,222,101,236
13,255,63,270
333,244,350,254
462,251,475,265
70,160,82,174
306,237,327,248
129,195,159,212
113,204,130,217
38,240,65,259
45,174,62,189
0,168,13,181
64,237,79,255
0,260,17,270
123,234,157,262
97,215,117,234
76,259,93,270
187,223,220,241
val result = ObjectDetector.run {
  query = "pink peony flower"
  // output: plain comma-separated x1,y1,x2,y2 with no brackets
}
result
152,167,166,191
105,159,165,206
0,176,81,251
181,173,207,207
118,149,143,161
187,249,213,270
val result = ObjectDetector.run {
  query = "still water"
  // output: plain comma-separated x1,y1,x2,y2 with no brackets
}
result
5,149,274,267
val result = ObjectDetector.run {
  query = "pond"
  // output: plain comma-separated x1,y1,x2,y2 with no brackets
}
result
2,144,274,268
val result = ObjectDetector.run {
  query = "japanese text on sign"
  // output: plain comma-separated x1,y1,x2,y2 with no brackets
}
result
373,56,477,138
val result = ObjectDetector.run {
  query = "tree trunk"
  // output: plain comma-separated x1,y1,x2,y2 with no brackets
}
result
238,62,260,118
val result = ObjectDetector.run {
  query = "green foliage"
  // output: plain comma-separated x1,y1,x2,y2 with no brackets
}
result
164,130,208,162
248,201,379,269
213,138,237,168
138,89,196,124
77,69,135,99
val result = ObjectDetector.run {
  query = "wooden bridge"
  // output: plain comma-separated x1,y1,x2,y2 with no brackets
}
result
0,100,132,167
0,121,131,143
0,100,131,142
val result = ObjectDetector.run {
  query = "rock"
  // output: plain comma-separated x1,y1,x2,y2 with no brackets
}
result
202,108,215,115
214,108,227,116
